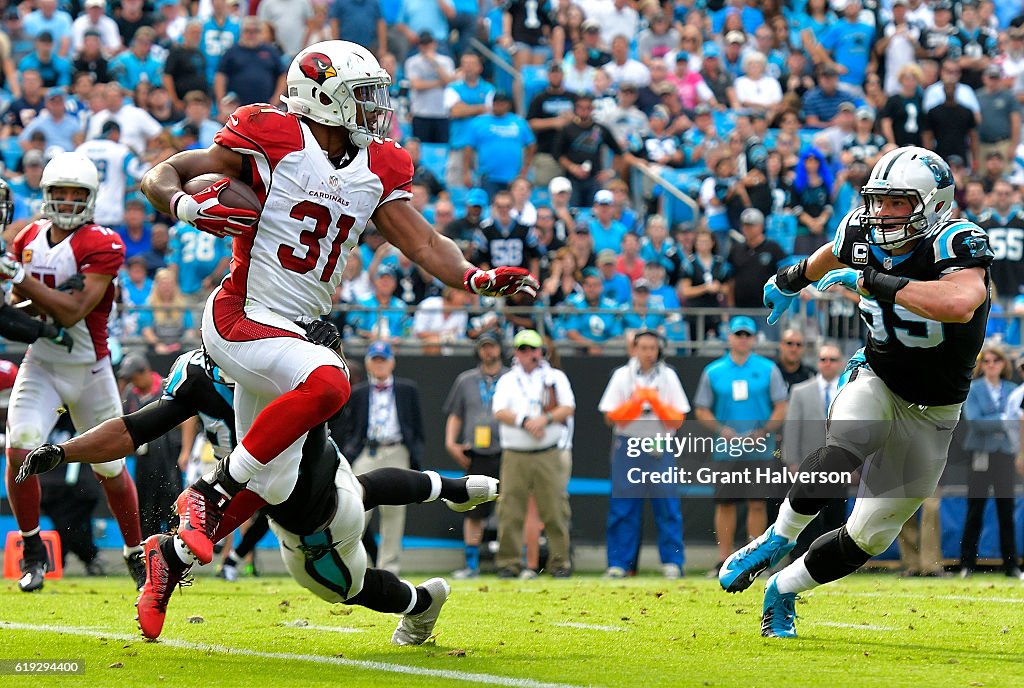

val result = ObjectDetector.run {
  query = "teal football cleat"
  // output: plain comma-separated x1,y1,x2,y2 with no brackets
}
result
719,525,796,593
761,573,798,639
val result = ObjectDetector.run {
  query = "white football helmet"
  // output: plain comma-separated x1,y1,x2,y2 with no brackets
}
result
0,178,13,235
41,151,99,230
281,41,394,148
860,146,955,249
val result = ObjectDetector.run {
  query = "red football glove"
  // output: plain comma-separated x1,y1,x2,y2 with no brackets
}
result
171,178,259,238
464,267,539,298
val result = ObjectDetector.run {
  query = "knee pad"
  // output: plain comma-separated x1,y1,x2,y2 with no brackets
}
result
91,459,126,479
789,446,861,512
846,516,901,557
804,526,873,583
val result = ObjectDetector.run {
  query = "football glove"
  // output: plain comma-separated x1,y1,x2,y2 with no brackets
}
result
464,267,539,299
298,317,342,353
17,444,66,483
39,322,73,353
763,275,799,326
171,178,259,239
56,273,85,292
817,268,867,296
0,253,25,284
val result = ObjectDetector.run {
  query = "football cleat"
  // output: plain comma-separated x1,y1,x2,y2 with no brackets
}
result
450,567,478,580
174,481,229,565
125,550,147,591
443,476,499,513
720,525,796,593
217,563,240,583
18,537,47,593
761,573,798,639
392,578,451,646
136,534,192,640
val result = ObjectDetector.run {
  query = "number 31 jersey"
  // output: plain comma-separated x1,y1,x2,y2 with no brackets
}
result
832,208,994,406
214,105,414,320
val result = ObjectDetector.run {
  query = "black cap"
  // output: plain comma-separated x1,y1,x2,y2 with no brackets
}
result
418,31,436,45
36,30,53,43
475,331,501,348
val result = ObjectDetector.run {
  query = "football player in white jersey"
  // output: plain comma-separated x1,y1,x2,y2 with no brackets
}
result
0,152,145,593
140,41,537,632
75,120,150,230
719,147,992,638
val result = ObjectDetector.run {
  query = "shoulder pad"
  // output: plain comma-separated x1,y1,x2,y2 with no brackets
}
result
162,349,204,400
931,220,994,267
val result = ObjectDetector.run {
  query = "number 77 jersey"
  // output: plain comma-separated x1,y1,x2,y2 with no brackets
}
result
832,208,994,407
213,105,414,321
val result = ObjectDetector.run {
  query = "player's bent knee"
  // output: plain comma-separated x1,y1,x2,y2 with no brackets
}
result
305,365,351,415
90,459,126,479
7,428,45,454
846,521,897,557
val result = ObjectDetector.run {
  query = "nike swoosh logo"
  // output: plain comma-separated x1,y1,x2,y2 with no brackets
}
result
229,115,239,127
91,366,104,375
112,243,123,249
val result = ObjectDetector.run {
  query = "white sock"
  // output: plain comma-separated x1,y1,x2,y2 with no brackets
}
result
400,581,418,614
20,527,40,538
123,544,143,557
227,444,262,484
774,499,817,542
774,555,819,595
172,535,197,565
422,471,441,502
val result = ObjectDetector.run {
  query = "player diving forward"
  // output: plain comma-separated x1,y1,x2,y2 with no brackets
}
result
1,153,145,593
717,146,993,637
19,321,498,642
140,40,536,628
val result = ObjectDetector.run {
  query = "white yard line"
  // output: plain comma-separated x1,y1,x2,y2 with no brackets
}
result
551,623,626,632
814,621,899,632
813,591,1024,604
0,621,588,688
279,621,363,633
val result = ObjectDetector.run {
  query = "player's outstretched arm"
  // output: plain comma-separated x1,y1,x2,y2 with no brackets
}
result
886,267,988,323
141,145,245,216
60,397,197,465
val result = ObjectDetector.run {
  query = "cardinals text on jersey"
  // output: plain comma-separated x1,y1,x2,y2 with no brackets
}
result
12,220,124,363
211,105,413,328
832,208,993,406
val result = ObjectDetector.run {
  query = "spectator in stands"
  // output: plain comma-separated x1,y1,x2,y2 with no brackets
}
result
168,220,232,303
979,151,1009,194
73,31,110,85
119,198,152,260
792,148,834,255
839,107,887,168
6,150,44,236
880,63,924,147
556,94,629,208
463,91,536,195
976,179,1024,299
569,221,596,270
75,120,148,230
734,51,783,118
694,315,788,572
616,231,642,282
664,54,714,112
961,179,988,223
527,63,576,187
604,35,651,90
431,198,456,241
162,21,207,110
72,0,122,56
641,259,681,312
808,0,874,95
959,344,1020,579
586,189,628,254
145,84,180,126
257,0,314,58
215,17,286,106
396,0,450,53
639,213,681,282
924,80,978,168
875,1,919,95
637,12,678,66
405,32,454,144
412,286,471,350
17,87,79,153
699,43,735,108
349,264,410,341
1003,26,1024,92
580,20,611,67
199,0,240,88
957,0,998,89
923,59,981,117
170,91,220,150
801,65,857,129
562,40,597,95
500,0,557,85
699,152,742,241
620,278,667,333
977,65,1021,164
139,268,195,355
141,223,169,277
726,208,786,309
596,82,648,151
533,205,566,262
444,51,494,190
86,82,163,156
443,187,487,248
23,0,72,57
121,255,154,337
19,31,72,89
331,0,386,57
596,249,630,306
548,175,575,228
403,139,444,201
541,246,581,308
679,228,729,340
109,27,162,92
473,188,541,275
508,177,537,227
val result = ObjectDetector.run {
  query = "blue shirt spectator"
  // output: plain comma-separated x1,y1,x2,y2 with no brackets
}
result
397,0,450,46
465,95,536,190
586,190,629,254
801,67,858,128
349,287,410,340
17,91,80,152
18,38,72,88
818,16,875,90
564,268,623,347
108,29,163,91
330,0,385,54
596,250,631,306
22,4,73,53
168,222,232,296
444,61,495,152
201,14,239,86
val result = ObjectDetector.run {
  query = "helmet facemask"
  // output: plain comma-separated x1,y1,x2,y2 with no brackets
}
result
42,184,96,231
0,181,13,234
861,189,929,249
344,80,394,147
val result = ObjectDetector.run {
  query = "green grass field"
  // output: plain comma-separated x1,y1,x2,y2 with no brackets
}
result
0,572,1022,688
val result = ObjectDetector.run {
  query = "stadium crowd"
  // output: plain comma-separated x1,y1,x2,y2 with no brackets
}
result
1,0,1024,355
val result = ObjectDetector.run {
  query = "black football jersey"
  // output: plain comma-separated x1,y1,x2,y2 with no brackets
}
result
474,219,541,269
832,209,993,406
975,210,1024,299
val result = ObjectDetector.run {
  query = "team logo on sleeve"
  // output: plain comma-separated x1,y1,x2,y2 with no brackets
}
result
299,53,338,85
21,249,32,263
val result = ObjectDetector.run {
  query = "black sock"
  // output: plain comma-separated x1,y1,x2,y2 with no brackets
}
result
803,526,872,585
21,532,45,563
344,567,413,613
789,446,862,514
410,586,433,615
358,469,469,509
160,537,190,575
223,553,239,568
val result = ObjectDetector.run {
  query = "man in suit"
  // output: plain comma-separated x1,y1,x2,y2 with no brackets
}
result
340,341,425,575
782,342,846,559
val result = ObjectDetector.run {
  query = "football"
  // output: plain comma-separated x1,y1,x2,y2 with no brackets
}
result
183,173,262,216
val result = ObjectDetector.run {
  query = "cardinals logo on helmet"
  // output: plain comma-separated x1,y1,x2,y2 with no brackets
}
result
299,52,338,85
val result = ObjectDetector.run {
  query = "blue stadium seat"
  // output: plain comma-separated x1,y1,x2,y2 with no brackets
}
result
1,137,22,171
531,188,550,208
419,142,449,183
448,186,469,217
521,65,548,107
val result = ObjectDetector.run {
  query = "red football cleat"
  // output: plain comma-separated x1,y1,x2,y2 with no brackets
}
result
174,481,228,565
136,534,191,640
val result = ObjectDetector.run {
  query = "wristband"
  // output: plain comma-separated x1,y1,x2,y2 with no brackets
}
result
517,413,527,428
171,191,198,223
545,412,554,424
775,258,812,293
862,266,909,303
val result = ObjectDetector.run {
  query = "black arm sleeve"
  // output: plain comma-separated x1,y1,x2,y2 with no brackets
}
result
0,303,48,344
121,398,198,449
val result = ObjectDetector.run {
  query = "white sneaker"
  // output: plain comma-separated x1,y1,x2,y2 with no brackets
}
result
662,564,682,580
451,567,478,580
518,568,538,580
444,476,499,513
218,563,239,583
392,578,451,646
604,566,627,579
